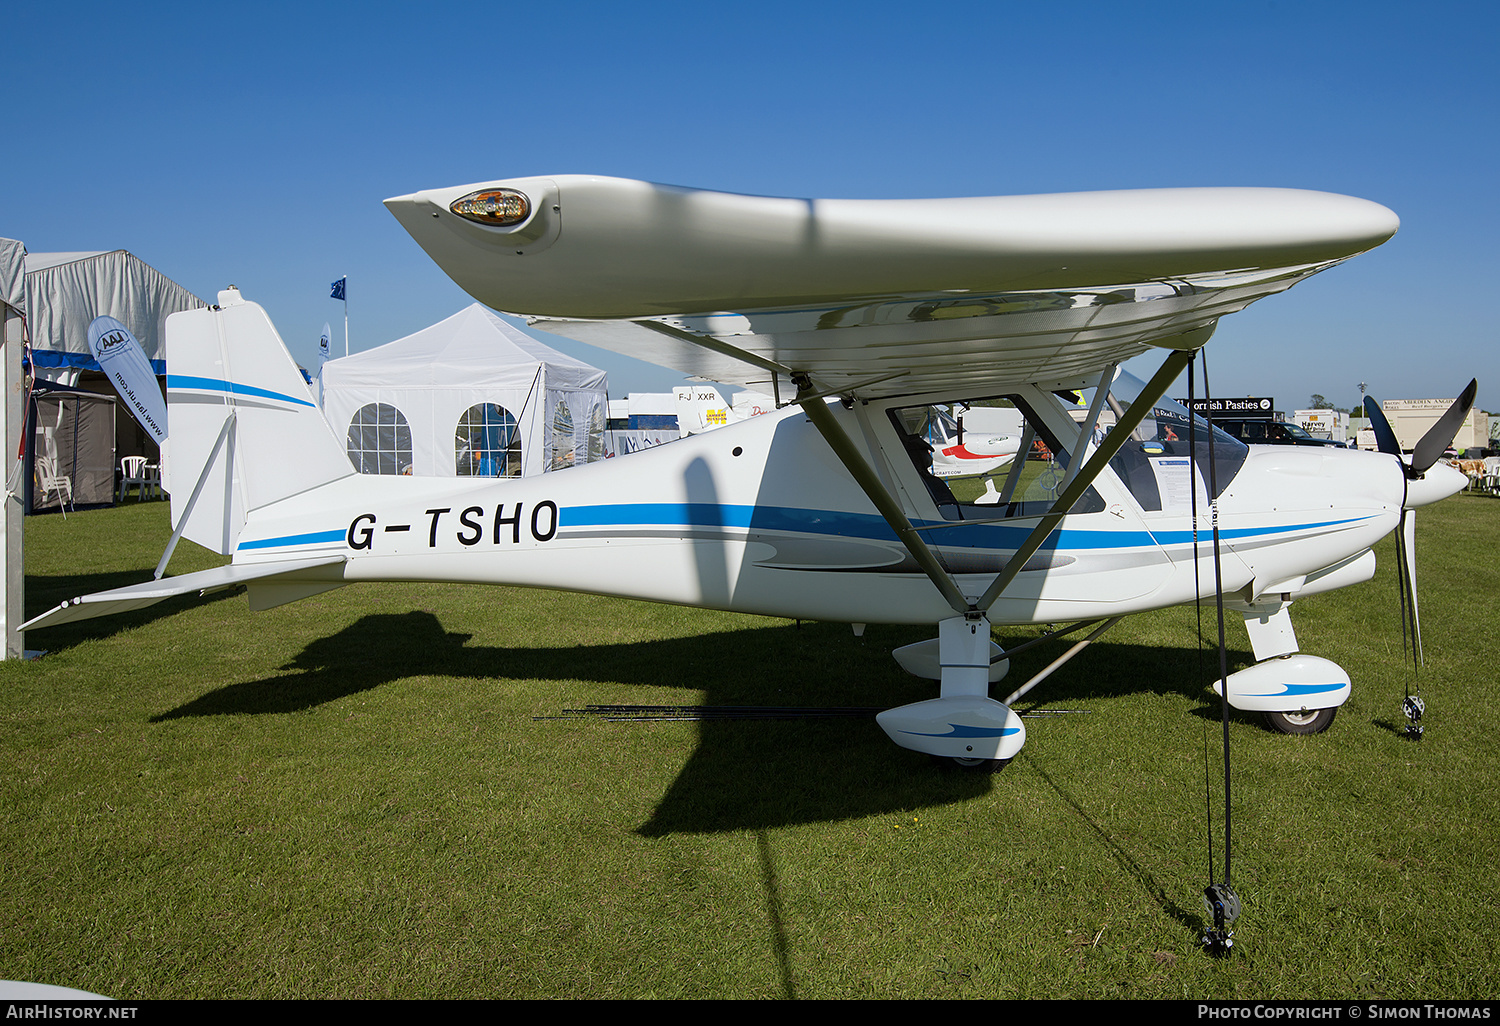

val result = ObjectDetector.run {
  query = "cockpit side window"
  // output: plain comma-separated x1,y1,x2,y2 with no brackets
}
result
889,396,1105,521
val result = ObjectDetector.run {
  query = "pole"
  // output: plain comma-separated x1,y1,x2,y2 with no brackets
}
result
2,289,24,659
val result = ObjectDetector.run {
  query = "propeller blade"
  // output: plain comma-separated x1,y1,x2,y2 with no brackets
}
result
1410,378,1478,475
1402,510,1423,666
1363,395,1401,457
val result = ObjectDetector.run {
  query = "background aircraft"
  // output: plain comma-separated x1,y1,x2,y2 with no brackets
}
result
672,384,775,436
906,404,1022,480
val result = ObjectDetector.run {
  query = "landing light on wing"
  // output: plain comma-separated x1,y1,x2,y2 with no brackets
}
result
450,188,530,226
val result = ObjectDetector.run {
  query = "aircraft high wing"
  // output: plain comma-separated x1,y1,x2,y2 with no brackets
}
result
382,177,1398,399
25,176,1468,781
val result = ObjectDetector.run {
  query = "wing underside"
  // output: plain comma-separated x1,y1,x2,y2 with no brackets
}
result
530,261,1334,399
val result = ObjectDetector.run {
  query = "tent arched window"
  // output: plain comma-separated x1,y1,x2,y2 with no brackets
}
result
585,403,605,463
456,403,522,477
347,403,413,475
551,400,576,471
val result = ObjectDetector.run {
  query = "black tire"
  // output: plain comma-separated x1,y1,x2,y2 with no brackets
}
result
1261,707,1337,735
943,756,1012,773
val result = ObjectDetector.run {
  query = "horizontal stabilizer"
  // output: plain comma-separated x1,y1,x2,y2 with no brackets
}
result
21,556,347,632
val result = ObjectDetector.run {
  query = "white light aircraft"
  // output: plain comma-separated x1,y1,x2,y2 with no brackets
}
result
24,176,1473,774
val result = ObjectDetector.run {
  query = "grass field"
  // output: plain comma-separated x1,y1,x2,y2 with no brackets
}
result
3,492,1498,999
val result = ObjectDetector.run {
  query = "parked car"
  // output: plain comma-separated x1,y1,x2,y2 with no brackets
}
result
1214,418,1346,447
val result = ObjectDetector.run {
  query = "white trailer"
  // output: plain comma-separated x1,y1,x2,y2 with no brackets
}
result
1382,399,1489,453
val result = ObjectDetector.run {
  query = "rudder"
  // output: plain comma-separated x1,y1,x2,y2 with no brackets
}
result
164,288,352,555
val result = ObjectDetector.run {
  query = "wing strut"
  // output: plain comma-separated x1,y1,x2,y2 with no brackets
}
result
793,374,970,615
1056,363,1117,494
794,348,1197,618
994,423,1037,507
1001,616,1124,706
974,348,1196,612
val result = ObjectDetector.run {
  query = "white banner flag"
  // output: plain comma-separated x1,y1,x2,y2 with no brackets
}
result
88,315,167,443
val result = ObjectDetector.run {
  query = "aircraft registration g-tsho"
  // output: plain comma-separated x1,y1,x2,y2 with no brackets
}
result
26,176,1471,771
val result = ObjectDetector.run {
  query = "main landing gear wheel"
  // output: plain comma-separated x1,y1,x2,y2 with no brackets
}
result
938,755,1012,773
1261,707,1337,735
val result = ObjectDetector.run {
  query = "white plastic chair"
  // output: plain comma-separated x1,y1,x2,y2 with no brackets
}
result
119,455,153,502
36,455,74,514
1483,457,1500,496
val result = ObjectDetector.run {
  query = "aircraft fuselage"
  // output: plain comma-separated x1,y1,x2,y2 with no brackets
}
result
234,388,1404,627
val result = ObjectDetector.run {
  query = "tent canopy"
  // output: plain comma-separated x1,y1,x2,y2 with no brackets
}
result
0,240,24,312
319,304,609,478
24,250,206,378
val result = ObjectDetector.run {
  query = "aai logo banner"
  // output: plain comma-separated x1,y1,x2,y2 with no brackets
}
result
87,315,167,443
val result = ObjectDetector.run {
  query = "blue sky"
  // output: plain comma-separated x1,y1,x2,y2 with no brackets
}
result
5,1,1496,411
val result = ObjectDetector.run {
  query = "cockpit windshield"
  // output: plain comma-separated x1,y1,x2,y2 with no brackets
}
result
1079,367,1248,512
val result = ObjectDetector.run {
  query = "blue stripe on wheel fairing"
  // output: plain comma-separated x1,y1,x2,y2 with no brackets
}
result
1242,682,1348,699
900,724,1023,739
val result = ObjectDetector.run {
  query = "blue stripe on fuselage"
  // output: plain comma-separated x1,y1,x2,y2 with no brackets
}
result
235,504,1377,554
238,529,347,550
561,503,1373,551
1146,516,1375,546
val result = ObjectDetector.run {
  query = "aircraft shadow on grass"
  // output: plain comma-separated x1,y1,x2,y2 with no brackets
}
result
146,610,1253,840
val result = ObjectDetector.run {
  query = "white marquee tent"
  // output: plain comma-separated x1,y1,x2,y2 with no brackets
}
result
23,250,205,384
319,304,609,478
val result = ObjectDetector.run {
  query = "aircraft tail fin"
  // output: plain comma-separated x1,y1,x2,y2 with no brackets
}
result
673,385,732,436
164,289,353,555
